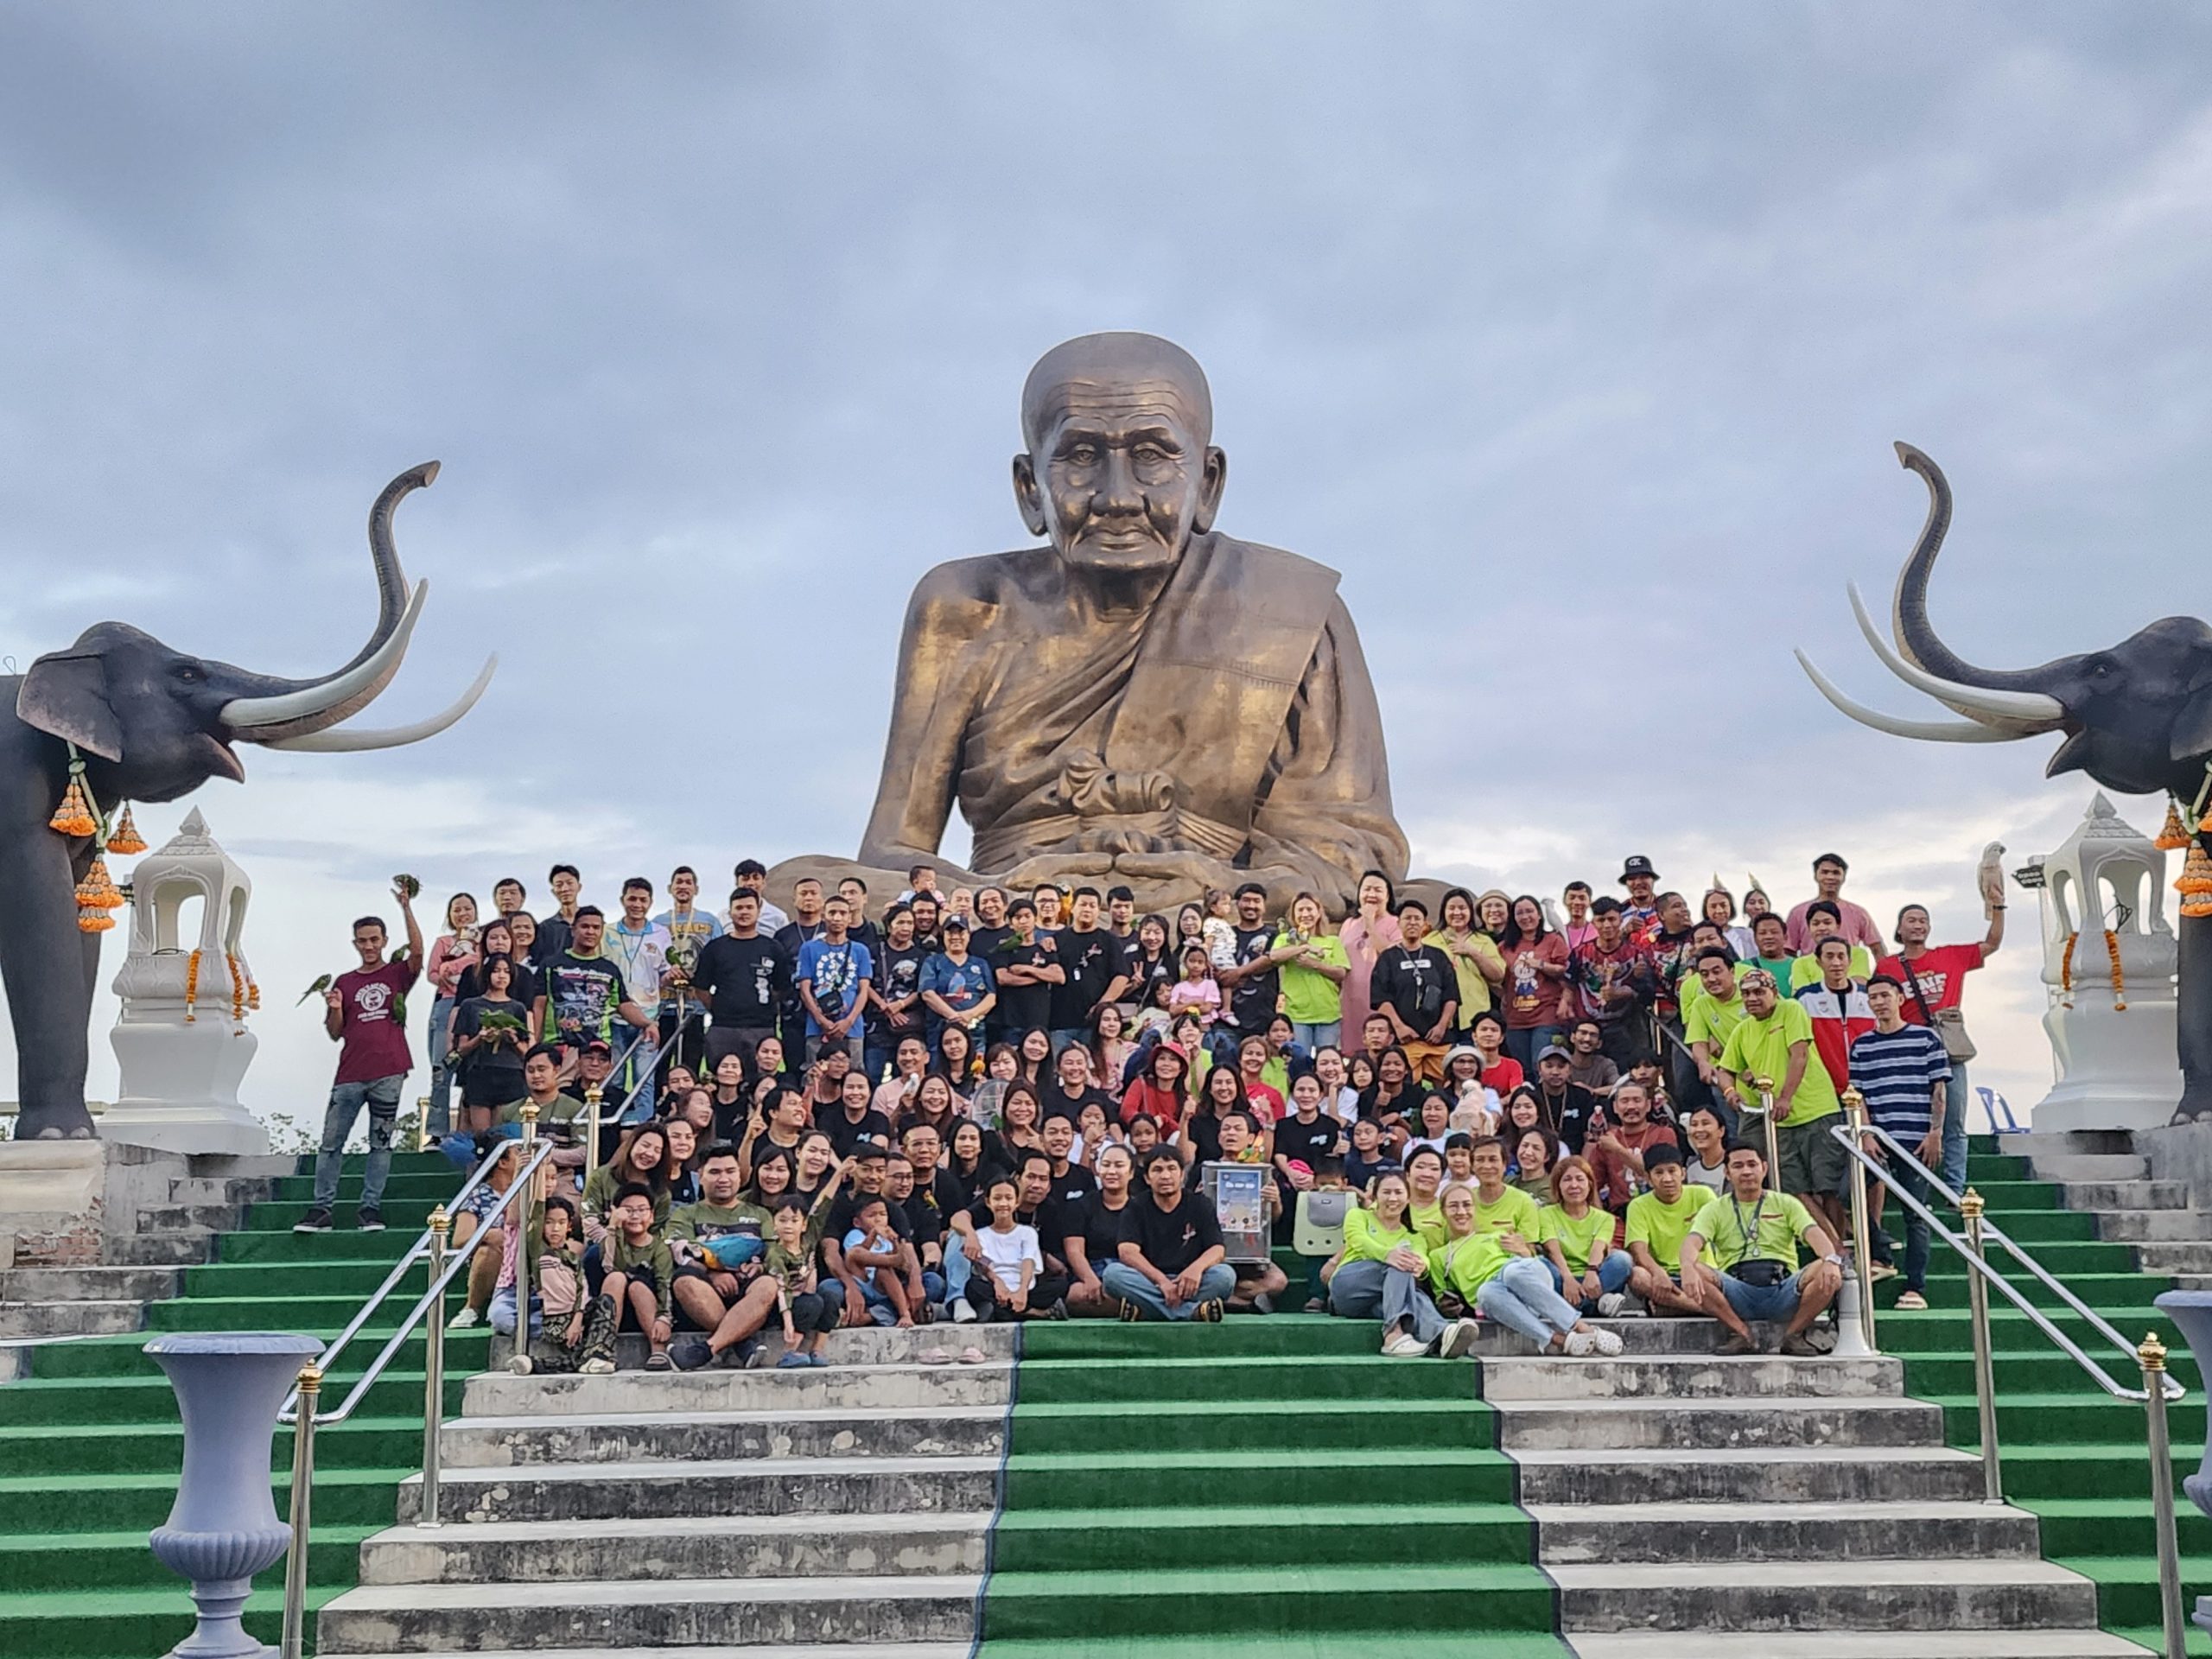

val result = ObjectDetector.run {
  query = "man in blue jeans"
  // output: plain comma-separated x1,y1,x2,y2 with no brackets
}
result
1101,1148,1236,1321
297,885,423,1233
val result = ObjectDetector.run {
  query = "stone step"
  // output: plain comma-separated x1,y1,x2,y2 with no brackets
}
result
359,1511,991,1586
166,1175,278,1205
0,1300,144,1339
2056,1179,2188,1212
2091,1209,2212,1242
1515,1446,1986,1505
397,1454,1000,1524
1494,1395,1943,1452
2025,1153,2152,1183
461,1360,1013,1419
2003,1129,2137,1159
1479,1354,1898,1402
331,1649,970,1659
441,1404,1006,1468
2133,1241,2212,1273
0,1265,183,1303
316,1573,982,1653
1567,1632,2150,1657
1551,1557,2099,1633
1529,1498,2039,1564
132,1202,251,1232
98,1231,217,1267
1468,1317,1797,1357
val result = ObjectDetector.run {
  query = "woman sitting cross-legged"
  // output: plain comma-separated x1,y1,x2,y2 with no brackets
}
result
1538,1154,1636,1318
1428,1185,1624,1357
1323,1172,1480,1359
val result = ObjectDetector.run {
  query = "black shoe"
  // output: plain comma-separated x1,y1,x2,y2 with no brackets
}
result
356,1207,385,1232
293,1209,334,1234
1713,1332,1758,1357
670,1335,712,1372
1193,1298,1224,1323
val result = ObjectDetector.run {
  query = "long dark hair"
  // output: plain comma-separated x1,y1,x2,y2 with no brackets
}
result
1501,895,1550,950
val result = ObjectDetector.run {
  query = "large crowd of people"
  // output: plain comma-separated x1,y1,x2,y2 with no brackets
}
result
299,849,2001,1368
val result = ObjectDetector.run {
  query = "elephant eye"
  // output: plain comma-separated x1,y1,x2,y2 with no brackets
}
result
175,663,205,684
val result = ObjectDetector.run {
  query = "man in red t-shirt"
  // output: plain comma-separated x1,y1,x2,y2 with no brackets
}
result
298,885,424,1234
1586,1079,1680,1227
1875,880,2005,1194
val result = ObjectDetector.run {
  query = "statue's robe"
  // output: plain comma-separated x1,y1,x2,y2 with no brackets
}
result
858,531,1409,902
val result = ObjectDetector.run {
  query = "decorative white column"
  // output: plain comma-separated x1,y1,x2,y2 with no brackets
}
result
2016,792,2183,1132
103,810,268,1156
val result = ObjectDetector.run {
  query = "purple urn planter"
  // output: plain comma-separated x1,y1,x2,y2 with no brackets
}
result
143,1332,323,1659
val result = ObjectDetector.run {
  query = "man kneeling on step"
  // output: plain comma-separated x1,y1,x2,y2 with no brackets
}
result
1678,1140,1844,1357
1103,1148,1236,1321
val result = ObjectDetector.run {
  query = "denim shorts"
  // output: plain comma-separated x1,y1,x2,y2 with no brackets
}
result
1719,1268,1805,1324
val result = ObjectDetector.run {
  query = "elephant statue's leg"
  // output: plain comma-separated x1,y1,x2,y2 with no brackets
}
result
0,815,99,1139
2181,901,2212,1122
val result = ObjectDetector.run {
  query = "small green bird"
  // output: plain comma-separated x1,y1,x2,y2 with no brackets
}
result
296,973,334,1007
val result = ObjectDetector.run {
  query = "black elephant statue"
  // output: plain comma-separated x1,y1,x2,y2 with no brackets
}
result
1,463,493,1140
1799,442,2212,1119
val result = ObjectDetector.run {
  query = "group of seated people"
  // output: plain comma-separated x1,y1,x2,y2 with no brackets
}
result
415,849,1977,1369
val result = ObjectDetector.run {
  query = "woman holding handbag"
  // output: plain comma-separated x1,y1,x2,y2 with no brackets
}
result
1875,844,2007,1193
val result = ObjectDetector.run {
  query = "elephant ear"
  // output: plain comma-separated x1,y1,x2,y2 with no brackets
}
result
16,650,123,761
2176,683,2212,766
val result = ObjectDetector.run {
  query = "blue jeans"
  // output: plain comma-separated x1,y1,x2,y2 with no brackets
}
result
1098,1261,1236,1320
425,995,456,1137
1475,1256,1585,1345
1719,1268,1808,1324
1547,1249,1634,1300
312,1074,403,1213
1882,1160,1934,1293
1942,1061,1972,1194
1503,1026,1562,1073
1050,1028,1091,1058
1327,1257,1446,1346
490,1285,543,1339
1293,1021,1342,1053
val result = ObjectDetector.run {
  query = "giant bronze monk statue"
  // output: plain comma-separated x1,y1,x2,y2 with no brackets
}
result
776,332,1409,912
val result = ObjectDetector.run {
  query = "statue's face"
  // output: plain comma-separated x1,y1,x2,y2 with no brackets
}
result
1015,376,1224,576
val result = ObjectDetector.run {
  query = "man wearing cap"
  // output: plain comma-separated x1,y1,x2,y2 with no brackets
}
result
1619,855,1661,938
919,914,996,1049
1784,854,1883,955
1533,1043,1599,1156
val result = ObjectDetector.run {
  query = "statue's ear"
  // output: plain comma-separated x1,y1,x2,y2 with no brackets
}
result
2175,683,2212,764
1011,453,1049,538
1191,445,1228,535
17,650,123,761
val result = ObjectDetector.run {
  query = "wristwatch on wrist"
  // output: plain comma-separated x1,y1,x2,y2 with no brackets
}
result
1821,1253,1844,1268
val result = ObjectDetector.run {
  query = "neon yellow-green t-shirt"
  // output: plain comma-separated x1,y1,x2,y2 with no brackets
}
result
1690,1189,1821,1272
1683,980,1751,1051
1626,1185,1713,1271
1427,1230,1513,1300
1471,1184,1541,1242
1717,997,1841,1123
1408,1198,1448,1251
1537,1204,1616,1274
1340,1205,1421,1265
1789,947,1872,992
1276,930,1351,1026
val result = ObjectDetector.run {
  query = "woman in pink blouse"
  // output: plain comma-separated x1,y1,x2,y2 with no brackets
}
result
1336,870,1401,1050
423,893,481,1138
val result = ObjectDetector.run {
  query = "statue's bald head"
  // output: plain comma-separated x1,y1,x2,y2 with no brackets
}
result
1020,332,1213,454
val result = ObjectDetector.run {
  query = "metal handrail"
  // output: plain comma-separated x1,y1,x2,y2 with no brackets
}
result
276,1116,556,1659
1828,1112,2189,1659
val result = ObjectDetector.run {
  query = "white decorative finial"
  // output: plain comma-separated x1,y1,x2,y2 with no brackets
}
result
179,807,209,836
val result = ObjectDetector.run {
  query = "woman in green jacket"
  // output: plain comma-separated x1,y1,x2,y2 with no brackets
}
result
1323,1172,1478,1358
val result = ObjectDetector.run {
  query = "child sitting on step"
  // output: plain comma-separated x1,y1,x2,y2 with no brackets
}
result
510,1197,614,1376
840,1196,916,1327
599,1182,677,1371
765,1197,840,1368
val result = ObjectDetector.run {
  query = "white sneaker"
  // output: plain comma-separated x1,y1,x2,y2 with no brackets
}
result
1590,1327,1625,1357
578,1357,615,1375
1595,1293,1627,1318
1380,1331,1427,1357
448,1306,480,1330
1561,1330,1599,1357
951,1300,978,1324
506,1354,534,1376
1439,1318,1482,1359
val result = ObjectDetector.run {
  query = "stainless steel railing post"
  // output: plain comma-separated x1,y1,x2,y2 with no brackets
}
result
1749,1074,1780,1192
512,1102,539,1370
1840,1087,1878,1357
421,1206,449,1529
1961,1189,2004,1503
279,1362,321,1659
584,1083,605,1188
2140,1331,2187,1659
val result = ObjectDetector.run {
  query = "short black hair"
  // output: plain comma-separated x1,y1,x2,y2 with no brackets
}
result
1235,881,1268,900
701,1142,741,1166
1806,899,1842,924
352,916,386,937
493,876,524,894
1009,898,1037,918
1753,911,1789,933
613,1180,657,1206
550,862,581,882
1643,1142,1684,1170
524,1041,563,1067
908,862,935,881
1564,880,1592,896
1141,1146,1184,1173
1471,1009,1504,1034
734,858,767,879
542,1195,579,1225
573,904,604,923
1695,946,1736,968
1396,898,1428,918
1867,972,1905,992
1724,1139,1768,1162
770,1195,811,1217
843,876,869,893
1590,896,1624,917
1071,885,1102,903
1019,1149,1055,1176
622,877,652,896
1108,886,1135,903
1814,853,1849,873
670,865,696,880
1816,935,1854,958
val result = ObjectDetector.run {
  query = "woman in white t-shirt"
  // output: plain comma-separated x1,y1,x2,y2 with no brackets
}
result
959,1176,1042,1322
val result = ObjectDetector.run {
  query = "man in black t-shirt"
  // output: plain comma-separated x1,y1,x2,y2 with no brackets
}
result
1101,1149,1234,1321
1048,887,1117,1052
1039,1116,1098,1217
535,906,651,1055
690,893,793,1067
1370,899,1461,1085
822,1146,934,1322
1062,1143,1136,1316
989,899,1061,1043
1216,882,1294,1036
1534,1044,1600,1155
967,887,1014,968
866,904,929,1085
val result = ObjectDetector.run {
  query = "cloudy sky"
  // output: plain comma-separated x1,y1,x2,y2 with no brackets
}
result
3,4,2208,1133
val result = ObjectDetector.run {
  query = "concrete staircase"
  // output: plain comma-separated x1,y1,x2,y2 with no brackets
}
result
1471,1318,2144,1657
316,1325,1016,1656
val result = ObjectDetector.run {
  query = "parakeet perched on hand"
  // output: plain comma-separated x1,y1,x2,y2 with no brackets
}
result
296,973,334,1007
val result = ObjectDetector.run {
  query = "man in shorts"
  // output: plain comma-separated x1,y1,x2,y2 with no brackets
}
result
1679,1141,1844,1356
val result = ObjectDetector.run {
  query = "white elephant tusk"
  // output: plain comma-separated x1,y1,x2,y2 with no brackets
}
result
1794,651,2030,743
219,581,429,736
263,654,496,752
1847,583,2067,730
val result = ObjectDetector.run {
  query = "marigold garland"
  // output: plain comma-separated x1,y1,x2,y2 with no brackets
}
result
2106,928,2126,1011
184,949,200,1024
2156,801,2192,850
105,804,146,855
74,855,123,933
2184,841,2212,919
2058,928,2128,1008
2059,931,2078,1009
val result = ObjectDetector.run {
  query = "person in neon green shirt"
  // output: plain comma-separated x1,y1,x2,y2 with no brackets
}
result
1429,1185,1619,1356
1402,1145,1451,1249
1680,1140,1843,1356
1715,971,1848,1246
1786,905,1872,992
1624,1142,1713,1314
1274,893,1351,1051
1324,1169,1478,1357
1683,947,1752,1096
1466,1136,1541,1245
1537,1154,1633,1314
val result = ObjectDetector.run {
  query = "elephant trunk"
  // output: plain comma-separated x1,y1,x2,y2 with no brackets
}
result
216,462,440,742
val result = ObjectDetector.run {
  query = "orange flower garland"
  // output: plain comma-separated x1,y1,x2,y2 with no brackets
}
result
2057,929,2129,1007
2107,929,2126,1011
105,804,146,855
228,953,245,1024
2059,931,2078,1008
2182,842,2212,921
184,949,200,1024
2156,801,2191,850
73,855,123,933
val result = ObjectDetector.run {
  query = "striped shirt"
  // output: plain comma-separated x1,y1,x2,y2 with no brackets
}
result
1847,1024,1952,1140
